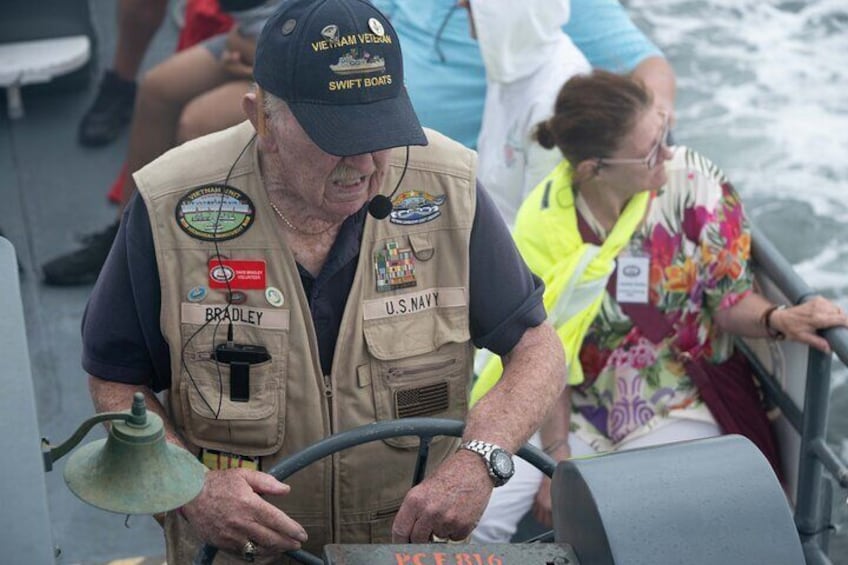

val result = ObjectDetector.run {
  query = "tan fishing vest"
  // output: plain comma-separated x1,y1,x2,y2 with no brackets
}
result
136,121,476,563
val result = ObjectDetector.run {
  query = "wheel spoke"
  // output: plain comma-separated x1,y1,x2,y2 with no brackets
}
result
412,434,433,487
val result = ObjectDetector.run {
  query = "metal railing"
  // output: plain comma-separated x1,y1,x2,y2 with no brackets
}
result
748,226,848,565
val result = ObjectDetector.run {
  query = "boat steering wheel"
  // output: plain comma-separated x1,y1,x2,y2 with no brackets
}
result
194,418,556,565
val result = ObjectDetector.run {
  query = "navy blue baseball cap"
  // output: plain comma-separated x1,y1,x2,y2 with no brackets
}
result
253,0,428,156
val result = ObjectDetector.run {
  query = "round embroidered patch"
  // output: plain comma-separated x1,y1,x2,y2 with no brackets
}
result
175,184,255,242
186,285,207,303
265,286,284,308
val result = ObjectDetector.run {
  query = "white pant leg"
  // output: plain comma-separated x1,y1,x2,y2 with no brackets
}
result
470,432,544,543
567,433,597,457
618,419,721,450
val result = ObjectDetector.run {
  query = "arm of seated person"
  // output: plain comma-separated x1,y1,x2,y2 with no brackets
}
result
714,292,848,353
533,386,572,527
223,27,257,67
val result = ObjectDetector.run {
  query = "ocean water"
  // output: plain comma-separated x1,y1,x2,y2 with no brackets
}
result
627,0,848,559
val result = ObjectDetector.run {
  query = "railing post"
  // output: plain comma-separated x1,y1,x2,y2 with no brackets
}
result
794,347,834,563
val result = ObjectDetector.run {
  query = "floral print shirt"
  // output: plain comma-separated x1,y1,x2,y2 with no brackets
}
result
572,147,753,450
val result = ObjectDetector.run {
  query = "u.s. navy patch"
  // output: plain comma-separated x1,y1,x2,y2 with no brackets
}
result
375,240,416,292
389,191,447,225
175,184,255,241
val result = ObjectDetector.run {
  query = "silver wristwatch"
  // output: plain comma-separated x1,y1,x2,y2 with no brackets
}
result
459,440,515,487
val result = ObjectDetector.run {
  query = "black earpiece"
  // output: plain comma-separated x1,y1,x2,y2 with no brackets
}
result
368,195,394,219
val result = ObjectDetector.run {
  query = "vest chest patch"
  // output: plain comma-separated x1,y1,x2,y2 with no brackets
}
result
181,303,290,329
363,287,466,320
389,190,447,225
175,184,255,241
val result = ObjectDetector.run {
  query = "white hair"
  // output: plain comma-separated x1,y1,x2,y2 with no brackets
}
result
259,86,289,130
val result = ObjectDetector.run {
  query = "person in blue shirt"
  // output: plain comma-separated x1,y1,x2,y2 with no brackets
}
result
372,0,675,149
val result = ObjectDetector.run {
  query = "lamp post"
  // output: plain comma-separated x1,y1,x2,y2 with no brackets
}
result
42,392,207,515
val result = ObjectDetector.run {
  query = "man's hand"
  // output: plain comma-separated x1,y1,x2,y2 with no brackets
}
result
181,468,308,556
392,449,493,543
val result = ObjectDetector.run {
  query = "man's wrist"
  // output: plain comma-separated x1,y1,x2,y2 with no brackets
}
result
458,440,515,487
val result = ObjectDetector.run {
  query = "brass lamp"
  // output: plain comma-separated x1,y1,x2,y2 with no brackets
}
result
42,392,207,515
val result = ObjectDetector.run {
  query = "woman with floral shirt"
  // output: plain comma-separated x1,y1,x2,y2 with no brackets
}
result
573,150,752,451
472,70,848,544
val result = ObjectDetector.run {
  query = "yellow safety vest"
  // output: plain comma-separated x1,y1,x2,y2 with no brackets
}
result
471,161,650,405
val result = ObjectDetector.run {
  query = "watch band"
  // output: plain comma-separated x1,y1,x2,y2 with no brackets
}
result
460,439,500,459
459,439,514,487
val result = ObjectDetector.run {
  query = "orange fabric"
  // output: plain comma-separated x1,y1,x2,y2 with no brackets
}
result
177,0,234,51
107,163,128,204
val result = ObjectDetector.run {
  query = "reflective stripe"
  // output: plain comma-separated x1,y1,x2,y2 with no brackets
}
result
548,245,608,327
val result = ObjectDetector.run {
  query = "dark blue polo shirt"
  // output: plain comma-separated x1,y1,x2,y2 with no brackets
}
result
82,182,545,392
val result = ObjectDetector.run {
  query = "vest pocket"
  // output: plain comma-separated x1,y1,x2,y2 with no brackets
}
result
177,323,288,456
363,308,472,449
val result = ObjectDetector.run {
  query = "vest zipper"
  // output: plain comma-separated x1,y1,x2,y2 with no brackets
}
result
323,373,334,403
322,373,334,437
322,372,336,543
387,358,456,381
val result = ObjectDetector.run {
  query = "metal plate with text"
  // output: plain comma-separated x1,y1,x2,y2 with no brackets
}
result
323,543,578,565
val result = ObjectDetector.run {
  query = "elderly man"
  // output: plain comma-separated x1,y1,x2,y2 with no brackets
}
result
82,0,564,562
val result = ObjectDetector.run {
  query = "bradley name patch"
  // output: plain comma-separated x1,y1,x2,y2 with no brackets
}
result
363,287,466,320
181,303,289,330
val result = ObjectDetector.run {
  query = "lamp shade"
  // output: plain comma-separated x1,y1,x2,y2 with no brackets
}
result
64,410,206,515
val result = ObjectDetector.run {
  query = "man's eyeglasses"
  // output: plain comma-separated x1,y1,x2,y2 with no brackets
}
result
599,115,671,169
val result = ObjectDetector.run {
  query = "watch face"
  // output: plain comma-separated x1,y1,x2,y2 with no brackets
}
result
490,449,514,479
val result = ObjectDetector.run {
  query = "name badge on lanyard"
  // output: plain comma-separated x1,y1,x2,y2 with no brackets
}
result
616,255,650,304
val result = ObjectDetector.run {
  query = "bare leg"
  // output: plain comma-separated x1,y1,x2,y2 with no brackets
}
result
176,80,252,143
78,0,169,146
121,44,233,208
46,39,240,285
113,0,168,81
